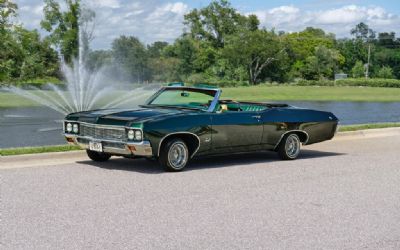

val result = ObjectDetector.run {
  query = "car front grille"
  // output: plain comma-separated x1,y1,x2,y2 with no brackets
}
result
80,123,126,142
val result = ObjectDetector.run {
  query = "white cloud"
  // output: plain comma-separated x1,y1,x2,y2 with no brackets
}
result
316,5,363,24
253,6,301,29
13,1,400,49
94,0,120,9
251,5,400,37
15,0,189,49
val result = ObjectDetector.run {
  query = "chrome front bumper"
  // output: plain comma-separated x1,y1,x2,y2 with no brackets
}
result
65,134,153,157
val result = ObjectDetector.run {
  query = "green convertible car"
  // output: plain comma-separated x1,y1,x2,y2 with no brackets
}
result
64,84,339,171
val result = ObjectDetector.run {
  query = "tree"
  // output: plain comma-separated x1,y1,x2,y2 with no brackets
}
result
284,27,335,61
223,29,287,84
41,0,95,63
147,41,168,58
375,47,400,79
86,50,112,72
336,38,368,74
1,26,59,81
351,22,376,41
184,0,249,48
246,14,260,31
0,0,17,31
378,32,396,47
112,36,149,83
148,57,180,82
164,36,198,79
17,27,59,79
351,60,365,78
376,66,394,79
0,0,18,80
302,46,344,80
192,41,217,73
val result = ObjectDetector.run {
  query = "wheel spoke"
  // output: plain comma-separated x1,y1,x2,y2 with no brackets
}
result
168,142,188,169
285,134,300,158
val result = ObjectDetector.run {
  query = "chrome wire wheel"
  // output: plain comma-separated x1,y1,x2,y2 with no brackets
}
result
167,141,189,170
284,134,301,159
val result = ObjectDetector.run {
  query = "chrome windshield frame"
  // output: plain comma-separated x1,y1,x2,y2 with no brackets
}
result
144,86,221,113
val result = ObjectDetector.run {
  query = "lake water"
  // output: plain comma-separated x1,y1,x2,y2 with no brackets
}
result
1,101,399,148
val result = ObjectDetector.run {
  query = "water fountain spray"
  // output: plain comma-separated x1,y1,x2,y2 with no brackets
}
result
4,15,157,115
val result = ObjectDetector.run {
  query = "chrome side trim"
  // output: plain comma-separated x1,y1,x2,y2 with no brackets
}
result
273,130,310,150
157,132,201,158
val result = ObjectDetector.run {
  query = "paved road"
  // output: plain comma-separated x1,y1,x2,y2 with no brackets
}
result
1,135,400,249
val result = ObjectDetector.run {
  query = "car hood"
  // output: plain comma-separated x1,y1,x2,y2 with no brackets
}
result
65,107,187,126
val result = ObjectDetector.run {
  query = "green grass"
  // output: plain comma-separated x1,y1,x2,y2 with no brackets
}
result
0,92,40,108
338,123,400,132
0,145,81,156
2,85,400,108
221,85,400,102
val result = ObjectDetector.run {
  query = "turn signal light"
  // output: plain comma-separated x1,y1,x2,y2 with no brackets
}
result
127,145,136,152
66,137,74,143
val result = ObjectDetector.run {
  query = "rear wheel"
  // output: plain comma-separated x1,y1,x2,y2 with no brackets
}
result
86,150,111,162
159,139,189,171
277,134,301,160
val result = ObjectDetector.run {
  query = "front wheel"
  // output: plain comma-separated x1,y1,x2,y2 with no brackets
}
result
277,134,301,160
159,139,189,171
86,150,111,162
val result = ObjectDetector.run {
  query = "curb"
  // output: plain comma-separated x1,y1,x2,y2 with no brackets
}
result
0,150,87,169
336,127,400,139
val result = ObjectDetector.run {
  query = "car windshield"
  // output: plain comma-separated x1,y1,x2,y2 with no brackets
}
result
147,88,216,111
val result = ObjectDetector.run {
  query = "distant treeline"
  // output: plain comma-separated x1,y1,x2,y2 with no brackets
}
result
1,0,400,85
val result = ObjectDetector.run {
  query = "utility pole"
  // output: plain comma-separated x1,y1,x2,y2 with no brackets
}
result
365,44,371,79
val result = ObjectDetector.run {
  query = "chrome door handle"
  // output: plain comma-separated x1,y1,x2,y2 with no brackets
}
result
252,115,261,119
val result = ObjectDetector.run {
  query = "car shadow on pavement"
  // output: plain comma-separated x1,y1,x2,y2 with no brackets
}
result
77,149,344,174
77,158,164,174
188,150,344,171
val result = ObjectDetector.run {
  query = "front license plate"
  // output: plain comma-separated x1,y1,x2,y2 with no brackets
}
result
89,141,103,152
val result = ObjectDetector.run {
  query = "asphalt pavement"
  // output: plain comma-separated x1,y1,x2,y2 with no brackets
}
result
1,133,400,249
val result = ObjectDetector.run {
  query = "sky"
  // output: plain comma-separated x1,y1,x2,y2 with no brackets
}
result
14,0,400,49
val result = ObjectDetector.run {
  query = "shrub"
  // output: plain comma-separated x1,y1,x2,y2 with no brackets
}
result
351,60,365,78
376,66,394,79
297,78,400,88
337,78,400,88
296,79,335,86
185,79,250,88
0,77,63,89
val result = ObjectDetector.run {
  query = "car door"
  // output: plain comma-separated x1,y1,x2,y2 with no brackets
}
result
210,111,263,153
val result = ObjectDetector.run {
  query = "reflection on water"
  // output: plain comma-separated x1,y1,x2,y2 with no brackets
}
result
1,101,399,148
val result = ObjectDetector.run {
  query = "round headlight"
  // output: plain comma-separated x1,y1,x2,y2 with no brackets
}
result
73,124,79,133
134,130,142,141
127,130,135,140
66,123,73,132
